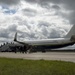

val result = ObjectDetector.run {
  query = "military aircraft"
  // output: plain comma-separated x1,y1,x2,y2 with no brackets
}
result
14,25,75,52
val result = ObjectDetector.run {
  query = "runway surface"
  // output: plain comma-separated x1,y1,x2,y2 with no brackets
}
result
0,52,75,62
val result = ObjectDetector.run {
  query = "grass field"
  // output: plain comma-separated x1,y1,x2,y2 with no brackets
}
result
0,58,75,75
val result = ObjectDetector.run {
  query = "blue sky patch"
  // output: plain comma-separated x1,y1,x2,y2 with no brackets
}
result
4,9,16,14
2,5,16,14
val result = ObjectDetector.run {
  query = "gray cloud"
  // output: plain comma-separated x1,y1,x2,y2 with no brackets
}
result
0,25,17,44
51,5,60,10
0,0,20,5
25,0,62,4
0,0,74,11
0,29,9,38
0,0,75,24
38,21,50,27
22,8,37,17
0,20,68,44
49,28,61,38
34,21,67,39
25,0,64,8
25,0,75,24
69,13,75,24
62,0,75,10
17,21,63,40
39,2,50,9
8,25,17,32
0,0,74,45
25,0,38,4
23,32,36,39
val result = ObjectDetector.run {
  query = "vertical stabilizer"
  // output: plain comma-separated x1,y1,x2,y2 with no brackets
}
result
14,32,17,41
65,25,75,38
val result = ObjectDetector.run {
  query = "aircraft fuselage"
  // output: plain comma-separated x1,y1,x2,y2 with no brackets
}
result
22,38,75,50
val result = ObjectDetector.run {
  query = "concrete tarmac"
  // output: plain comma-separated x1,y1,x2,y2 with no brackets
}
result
0,52,75,62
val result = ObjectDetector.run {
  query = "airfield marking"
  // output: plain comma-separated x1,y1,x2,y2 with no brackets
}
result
0,52,75,62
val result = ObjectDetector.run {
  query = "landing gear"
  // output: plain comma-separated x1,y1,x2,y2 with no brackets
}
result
42,49,46,53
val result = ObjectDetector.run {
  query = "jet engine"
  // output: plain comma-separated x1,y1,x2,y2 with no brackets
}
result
70,35,75,42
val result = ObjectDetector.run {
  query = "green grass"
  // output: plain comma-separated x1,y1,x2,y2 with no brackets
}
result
0,58,75,75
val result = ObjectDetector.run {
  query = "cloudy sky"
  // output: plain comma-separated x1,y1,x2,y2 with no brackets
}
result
0,0,75,46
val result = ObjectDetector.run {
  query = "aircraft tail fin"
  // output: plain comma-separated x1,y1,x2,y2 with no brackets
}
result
14,32,17,41
65,25,75,38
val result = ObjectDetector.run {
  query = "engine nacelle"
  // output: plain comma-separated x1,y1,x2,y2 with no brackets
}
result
70,35,75,41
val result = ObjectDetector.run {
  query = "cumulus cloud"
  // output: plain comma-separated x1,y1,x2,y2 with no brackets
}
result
0,0,20,5
22,8,37,17
0,25,17,39
0,0,74,45
25,0,75,24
